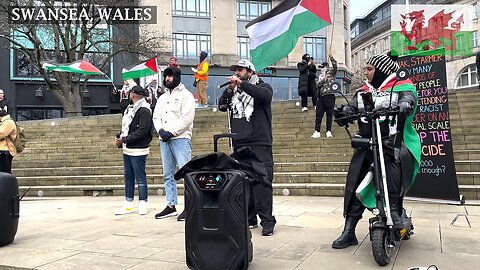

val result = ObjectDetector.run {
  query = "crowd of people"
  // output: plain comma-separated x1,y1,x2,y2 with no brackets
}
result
110,50,420,243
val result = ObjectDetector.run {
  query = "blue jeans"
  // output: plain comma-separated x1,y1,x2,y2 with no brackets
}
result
160,138,192,206
123,154,148,201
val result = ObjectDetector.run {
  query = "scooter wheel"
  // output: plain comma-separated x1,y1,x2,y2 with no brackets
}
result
371,228,392,266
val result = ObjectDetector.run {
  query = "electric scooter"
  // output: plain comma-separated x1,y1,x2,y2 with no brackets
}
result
332,68,415,266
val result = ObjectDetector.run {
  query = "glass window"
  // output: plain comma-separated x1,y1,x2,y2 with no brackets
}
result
173,0,210,17
303,37,326,63
473,31,478,48
351,24,359,39
238,36,250,60
173,33,211,60
473,3,478,20
237,0,271,20
456,65,478,88
17,108,65,121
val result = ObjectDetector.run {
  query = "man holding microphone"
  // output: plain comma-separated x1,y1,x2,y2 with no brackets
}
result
217,59,276,236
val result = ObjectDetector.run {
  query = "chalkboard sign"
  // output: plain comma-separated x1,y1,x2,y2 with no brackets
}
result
399,49,460,202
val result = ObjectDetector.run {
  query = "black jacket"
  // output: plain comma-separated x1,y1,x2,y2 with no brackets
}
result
297,61,317,97
0,99,13,115
218,80,273,147
119,107,153,149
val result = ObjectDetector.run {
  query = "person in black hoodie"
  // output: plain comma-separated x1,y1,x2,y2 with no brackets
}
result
297,54,317,112
218,59,276,236
114,85,153,216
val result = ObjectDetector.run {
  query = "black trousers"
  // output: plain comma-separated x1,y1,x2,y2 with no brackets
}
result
300,94,317,108
346,152,402,220
315,95,336,132
243,145,276,227
0,151,13,174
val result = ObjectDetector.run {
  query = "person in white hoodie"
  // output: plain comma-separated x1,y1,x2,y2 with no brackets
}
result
153,66,195,220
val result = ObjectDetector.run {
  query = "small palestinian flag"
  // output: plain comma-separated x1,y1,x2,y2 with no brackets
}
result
246,0,331,71
42,60,103,75
122,57,159,80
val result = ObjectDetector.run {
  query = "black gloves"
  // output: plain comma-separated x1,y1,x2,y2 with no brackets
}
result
333,105,353,127
398,101,413,115
158,129,174,142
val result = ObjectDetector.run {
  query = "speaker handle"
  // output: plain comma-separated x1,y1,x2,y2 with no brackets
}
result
213,133,237,152
12,195,20,218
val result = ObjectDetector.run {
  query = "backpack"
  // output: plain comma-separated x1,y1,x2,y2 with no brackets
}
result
11,122,26,153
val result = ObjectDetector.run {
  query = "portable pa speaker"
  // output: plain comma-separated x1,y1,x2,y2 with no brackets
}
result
0,172,20,247
184,170,253,270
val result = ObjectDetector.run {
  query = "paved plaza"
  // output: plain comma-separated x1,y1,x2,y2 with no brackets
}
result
1,196,480,270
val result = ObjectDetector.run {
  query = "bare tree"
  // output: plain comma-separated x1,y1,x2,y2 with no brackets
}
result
0,0,170,117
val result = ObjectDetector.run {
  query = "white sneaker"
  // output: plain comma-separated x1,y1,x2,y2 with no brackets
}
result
311,131,321,138
115,200,135,215
326,131,333,138
139,200,148,215
302,107,308,112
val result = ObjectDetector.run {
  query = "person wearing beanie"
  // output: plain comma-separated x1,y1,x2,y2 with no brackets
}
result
192,51,209,108
153,66,195,220
312,53,337,139
168,56,180,68
297,53,317,112
114,85,153,216
331,51,421,249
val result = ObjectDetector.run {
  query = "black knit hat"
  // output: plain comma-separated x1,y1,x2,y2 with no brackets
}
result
366,52,399,76
130,85,148,96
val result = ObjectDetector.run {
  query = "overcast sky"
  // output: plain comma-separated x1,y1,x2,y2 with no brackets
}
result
350,0,385,22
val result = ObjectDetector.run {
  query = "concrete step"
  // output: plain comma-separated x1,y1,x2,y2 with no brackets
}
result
16,171,480,187
17,183,479,200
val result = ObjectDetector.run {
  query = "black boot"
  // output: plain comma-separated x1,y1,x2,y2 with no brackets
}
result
332,216,359,249
389,196,404,229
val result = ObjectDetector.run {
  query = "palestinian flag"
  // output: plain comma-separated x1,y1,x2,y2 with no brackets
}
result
42,60,103,75
246,0,331,71
122,57,158,80
391,5,474,57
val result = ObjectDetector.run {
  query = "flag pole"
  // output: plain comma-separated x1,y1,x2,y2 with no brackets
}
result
328,0,337,59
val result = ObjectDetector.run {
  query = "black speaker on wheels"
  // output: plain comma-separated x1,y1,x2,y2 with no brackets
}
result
0,172,20,247
184,170,253,270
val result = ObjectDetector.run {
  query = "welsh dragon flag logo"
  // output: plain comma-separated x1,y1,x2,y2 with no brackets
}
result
391,5,474,56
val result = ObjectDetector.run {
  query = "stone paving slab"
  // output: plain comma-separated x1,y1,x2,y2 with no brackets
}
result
1,196,480,269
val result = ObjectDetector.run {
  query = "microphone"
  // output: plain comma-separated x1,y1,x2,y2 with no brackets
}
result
217,81,231,89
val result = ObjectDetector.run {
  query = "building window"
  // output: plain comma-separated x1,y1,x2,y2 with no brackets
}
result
237,0,271,20
16,108,65,121
473,3,478,20
382,6,391,20
173,33,211,60
473,31,478,48
14,50,110,78
351,24,359,39
173,0,210,17
456,64,478,88
237,36,250,60
303,37,326,63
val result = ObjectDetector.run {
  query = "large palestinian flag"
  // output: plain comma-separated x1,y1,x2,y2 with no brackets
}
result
42,60,103,75
391,5,474,57
122,57,159,80
246,0,331,71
